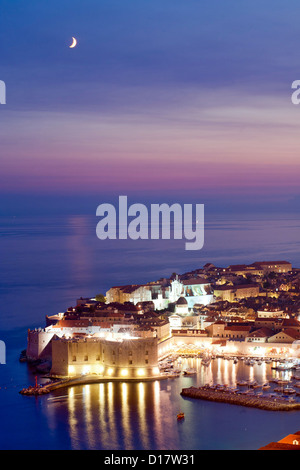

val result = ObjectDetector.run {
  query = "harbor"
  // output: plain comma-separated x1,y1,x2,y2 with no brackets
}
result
20,351,300,406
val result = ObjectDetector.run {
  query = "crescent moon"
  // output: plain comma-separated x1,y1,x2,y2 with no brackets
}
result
69,37,77,48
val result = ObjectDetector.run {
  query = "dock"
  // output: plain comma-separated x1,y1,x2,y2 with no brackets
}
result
181,386,300,411
19,373,169,396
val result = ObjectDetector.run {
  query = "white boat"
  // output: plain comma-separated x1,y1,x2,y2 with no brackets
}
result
237,380,248,386
183,369,197,376
283,388,296,394
201,357,211,367
262,383,270,390
272,362,295,370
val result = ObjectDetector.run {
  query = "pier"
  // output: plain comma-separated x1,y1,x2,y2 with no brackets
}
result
181,386,300,411
19,373,169,396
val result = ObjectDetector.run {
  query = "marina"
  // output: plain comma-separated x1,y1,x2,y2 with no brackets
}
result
20,352,300,408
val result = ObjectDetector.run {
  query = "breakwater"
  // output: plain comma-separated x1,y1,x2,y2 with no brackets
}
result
181,386,300,411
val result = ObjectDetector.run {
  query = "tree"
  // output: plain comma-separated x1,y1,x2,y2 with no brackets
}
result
95,293,106,303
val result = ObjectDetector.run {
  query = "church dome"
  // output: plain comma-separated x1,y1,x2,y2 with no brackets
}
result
176,296,188,305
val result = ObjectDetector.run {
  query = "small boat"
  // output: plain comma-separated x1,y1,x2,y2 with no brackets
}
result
177,412,185,420
237,380,248,386
262,383,270,390
202,361,211,367
244,359,255,366
283,388,296,395
165,372,180,378
201,356,211,366
272,362,294,371
183,369,197,376
248,381,260,389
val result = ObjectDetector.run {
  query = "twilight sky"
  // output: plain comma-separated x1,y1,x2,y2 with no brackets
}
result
1,0,300,214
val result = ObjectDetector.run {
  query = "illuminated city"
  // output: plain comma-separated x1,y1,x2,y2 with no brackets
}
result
1,0,300,455
22,260,300,385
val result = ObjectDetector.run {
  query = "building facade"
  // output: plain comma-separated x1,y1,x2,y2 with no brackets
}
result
214,284,260,302
50,336,159,378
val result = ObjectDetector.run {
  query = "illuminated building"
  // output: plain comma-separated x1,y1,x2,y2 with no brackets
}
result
50,336,159,378
251,261,292,274
214,284,260,302
106,277,213,310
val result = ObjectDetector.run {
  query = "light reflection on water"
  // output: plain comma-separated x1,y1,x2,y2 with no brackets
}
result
44,358,299,450
1,214,300,331
2,214,300,448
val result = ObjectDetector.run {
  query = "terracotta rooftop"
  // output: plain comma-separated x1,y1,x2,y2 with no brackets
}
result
214,284,259,291
180,278,209,285
259,442,300,450
252,261,291,266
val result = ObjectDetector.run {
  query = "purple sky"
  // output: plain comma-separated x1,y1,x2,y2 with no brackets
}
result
1,0,300,213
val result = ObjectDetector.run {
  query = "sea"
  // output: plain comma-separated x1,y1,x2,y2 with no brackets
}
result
0,212,300,450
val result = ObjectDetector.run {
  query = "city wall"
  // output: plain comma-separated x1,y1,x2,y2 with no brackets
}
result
51,336,159,378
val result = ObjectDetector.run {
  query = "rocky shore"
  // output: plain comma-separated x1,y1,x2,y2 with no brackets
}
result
181,386,300,411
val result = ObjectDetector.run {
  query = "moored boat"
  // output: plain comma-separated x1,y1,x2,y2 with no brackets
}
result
183,369,197,376
262,383,270,390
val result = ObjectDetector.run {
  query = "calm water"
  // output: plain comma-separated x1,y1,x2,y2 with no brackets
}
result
0,213,300,450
